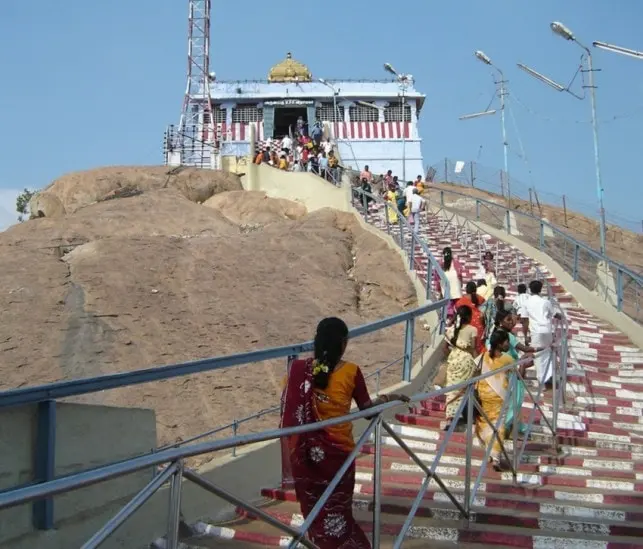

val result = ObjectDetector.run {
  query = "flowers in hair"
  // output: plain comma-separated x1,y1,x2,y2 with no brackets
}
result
312,361,329,376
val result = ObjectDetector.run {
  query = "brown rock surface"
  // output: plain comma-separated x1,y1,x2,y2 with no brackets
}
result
37,165,243,214
204,190,307,225
0,183,418,452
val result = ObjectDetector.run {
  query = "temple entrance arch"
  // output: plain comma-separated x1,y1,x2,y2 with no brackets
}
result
264,99,315,138
274,107,307,138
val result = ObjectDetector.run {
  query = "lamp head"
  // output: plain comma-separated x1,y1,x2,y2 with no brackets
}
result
384,63,397,75
551,21,574,41
475,50,492,65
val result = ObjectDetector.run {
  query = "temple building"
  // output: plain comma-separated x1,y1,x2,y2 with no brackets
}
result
165,53,426,179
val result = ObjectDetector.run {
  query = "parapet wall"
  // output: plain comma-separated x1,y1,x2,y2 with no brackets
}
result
0,402,156,548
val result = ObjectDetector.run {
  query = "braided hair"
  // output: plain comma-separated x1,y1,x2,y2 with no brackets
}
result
313,317,349,389
465,281,480,307
451,305,473,346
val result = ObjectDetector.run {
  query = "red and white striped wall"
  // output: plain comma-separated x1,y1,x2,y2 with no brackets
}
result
201,121,413,143
202,122,265,143
328,121,411,140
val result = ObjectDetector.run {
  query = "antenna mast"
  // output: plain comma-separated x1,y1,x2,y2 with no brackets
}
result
173,0,215,168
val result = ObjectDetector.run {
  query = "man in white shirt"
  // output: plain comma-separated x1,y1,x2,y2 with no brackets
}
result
513,283,530,344
525,279,560,386
322,137,333,155
403,181,415,205
408,189,425,234
281,134,292,155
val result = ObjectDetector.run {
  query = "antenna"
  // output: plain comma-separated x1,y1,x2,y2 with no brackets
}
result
177,0,215,168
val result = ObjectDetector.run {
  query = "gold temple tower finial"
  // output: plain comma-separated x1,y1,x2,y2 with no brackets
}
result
268,52,312,83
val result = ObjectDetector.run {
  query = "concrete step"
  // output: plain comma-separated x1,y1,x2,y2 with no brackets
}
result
254,490,643,547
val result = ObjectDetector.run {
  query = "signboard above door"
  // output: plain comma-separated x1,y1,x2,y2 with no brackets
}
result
264,99,315,107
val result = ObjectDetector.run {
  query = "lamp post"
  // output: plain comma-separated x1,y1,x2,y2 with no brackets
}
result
318,78,340,124
518,21,607,254
593,41,643,60
384,63,411,181
463,50,511,206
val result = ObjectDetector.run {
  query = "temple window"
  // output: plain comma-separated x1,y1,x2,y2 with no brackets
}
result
384,104,412,122
316,103,345,122
349,105,380,123
203,106,226,124
231,105,263,123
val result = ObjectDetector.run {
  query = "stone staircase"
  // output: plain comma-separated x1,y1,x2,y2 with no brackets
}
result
172,204,643,549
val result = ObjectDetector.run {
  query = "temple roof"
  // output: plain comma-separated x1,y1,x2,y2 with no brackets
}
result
268,52,312,83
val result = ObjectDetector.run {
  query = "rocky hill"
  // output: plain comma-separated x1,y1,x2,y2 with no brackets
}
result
0,167,418,449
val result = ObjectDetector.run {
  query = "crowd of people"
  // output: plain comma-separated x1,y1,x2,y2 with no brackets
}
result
279,270,560,546
254,118,341,183
276,214,561,546
435,256,561,471
355,166,429,233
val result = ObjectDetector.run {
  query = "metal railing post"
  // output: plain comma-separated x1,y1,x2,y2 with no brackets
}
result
511,373,519,473
551,347,559,433
573,244,579,280
372,418,383,549
440,190,445,207
231,420,238,457
616,268,624,312
402,318,414,382
463,387,474,517
167,461,184,549
539,221,545,250
505,209,511,235
33,399,56,530
409,232,416,271
384,202,391,236
475,200,480,220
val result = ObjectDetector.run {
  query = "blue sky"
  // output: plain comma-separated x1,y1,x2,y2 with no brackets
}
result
0,0,642,231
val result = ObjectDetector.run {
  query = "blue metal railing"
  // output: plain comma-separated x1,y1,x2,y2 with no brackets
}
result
432,187,642,323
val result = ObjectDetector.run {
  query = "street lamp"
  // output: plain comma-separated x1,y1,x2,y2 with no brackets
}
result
593,41,643,60
462,50,511,206
357,100,385,111
318,78,341,124
384,63,411,181
518,21,607,254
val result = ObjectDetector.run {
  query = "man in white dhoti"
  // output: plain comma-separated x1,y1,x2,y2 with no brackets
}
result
525,280,560,387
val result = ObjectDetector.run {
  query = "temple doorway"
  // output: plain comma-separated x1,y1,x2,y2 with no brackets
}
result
273,107,307,138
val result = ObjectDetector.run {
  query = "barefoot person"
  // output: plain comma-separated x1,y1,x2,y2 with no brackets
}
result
280,317,409,548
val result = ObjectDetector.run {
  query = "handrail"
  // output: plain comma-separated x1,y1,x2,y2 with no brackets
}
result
0,351,556,512
432,186,642,284
351,186,451,300
155,341,430,453
0,345,564,549
0,300,446,409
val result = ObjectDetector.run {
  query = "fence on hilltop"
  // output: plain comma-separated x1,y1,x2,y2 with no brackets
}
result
427,158,641,235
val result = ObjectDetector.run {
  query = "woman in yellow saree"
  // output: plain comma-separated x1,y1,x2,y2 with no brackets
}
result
476,329,513,472
384,183,399,224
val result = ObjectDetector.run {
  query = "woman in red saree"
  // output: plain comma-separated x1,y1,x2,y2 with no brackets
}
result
280,317,409,548
455,281,486,355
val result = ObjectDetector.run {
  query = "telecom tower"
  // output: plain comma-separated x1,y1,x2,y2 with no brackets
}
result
164,0,216,168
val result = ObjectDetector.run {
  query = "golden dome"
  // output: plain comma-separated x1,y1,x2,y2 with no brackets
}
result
268,52,312,83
